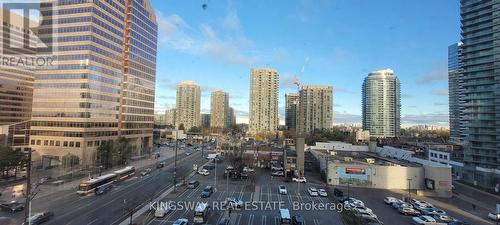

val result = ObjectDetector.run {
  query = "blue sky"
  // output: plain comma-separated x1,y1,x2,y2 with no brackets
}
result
150,0,460,126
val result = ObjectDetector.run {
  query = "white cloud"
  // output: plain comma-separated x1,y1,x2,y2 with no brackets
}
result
431,89,448,96
156,12,195,52
156,7,256,65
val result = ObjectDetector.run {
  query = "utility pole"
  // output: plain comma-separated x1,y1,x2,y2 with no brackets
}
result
173,132,178,192
24,148,32,224
407,178,412,200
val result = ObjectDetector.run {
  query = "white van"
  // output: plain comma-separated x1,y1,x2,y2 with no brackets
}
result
279,208,291,224
154,208,166,218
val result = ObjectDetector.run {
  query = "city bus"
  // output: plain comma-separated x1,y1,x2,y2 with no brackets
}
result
77,173,117,195
113,166,136,182
193,202,210,224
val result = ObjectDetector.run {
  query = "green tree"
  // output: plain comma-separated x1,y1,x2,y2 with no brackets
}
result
0,145,27,178
188,126,201,133
61,154,80,168
96,138,133,169
178,123,185,130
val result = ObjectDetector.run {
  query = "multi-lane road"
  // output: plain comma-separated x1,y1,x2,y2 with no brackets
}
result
3,147,208,225
144,162,345,225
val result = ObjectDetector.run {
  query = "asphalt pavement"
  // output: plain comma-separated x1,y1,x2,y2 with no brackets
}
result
0,146,208,225
145,162,344,225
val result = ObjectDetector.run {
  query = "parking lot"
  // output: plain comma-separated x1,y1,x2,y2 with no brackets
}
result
145,163,344,225
335,186,495,225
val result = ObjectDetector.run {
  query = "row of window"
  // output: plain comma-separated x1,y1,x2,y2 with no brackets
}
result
32,102,118,110
35,73,121,86
34,83,120,94
32,121,118,128
31,130,118,137
31,139,81,148
32,112,118,119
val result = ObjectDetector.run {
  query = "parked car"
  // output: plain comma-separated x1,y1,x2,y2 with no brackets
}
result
185,152,192,156
278,185,288,195
384,196,399,205
318,189,328,197
291,215,304,225
292,177,307,183
187,180,200,189
0,202,25,213
141,168,152,176
156,162,165,168
243,167,255,173
198,169,210,176
355,211,378,220
412,215,436,225
240,172,249,179
24,211,54,225
344,198,365,207
271,171,284,176
352,205,373,214
421,208,446,216
488,212,500,221
307,187,318,197
172,218,189,225
392,202,412,210
433,214,454,223
201,186,213,198
398,207,420,216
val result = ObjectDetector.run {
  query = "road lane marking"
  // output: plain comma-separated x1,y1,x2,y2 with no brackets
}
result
314,218,320,225
247,214,254,225
86,218,98,225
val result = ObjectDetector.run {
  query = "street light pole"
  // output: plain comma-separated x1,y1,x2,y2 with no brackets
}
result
173,133,178,192
407,178,412,200
24,148,32,224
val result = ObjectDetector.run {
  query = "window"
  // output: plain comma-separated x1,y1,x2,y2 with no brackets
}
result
88,141,93,147
63,141,68,147
69,142,74,147
50,140,54,146
31,140,35,145
44,140,49,146
37,140,41,145
75,142,81,148
56,141,60,146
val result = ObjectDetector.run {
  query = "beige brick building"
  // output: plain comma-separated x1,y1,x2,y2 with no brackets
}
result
175,80,201,130
249,68,279,134
210,89,229,129
297,86,333,134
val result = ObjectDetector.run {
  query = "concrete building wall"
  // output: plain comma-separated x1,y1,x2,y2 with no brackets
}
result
210,90,229,129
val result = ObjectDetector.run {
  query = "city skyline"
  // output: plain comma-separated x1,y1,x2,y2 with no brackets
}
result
151,0,459,127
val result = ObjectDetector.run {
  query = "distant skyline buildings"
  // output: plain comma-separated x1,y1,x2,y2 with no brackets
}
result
210,89,229,129
285,93,299,130
249,68,279,134
448,42,464,144
175,80,201,130
297,86,333,134
362,69,401,138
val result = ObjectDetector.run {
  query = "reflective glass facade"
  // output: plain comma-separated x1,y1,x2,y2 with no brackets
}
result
460,0,499,188
31,0,157,166
362,69,401,138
